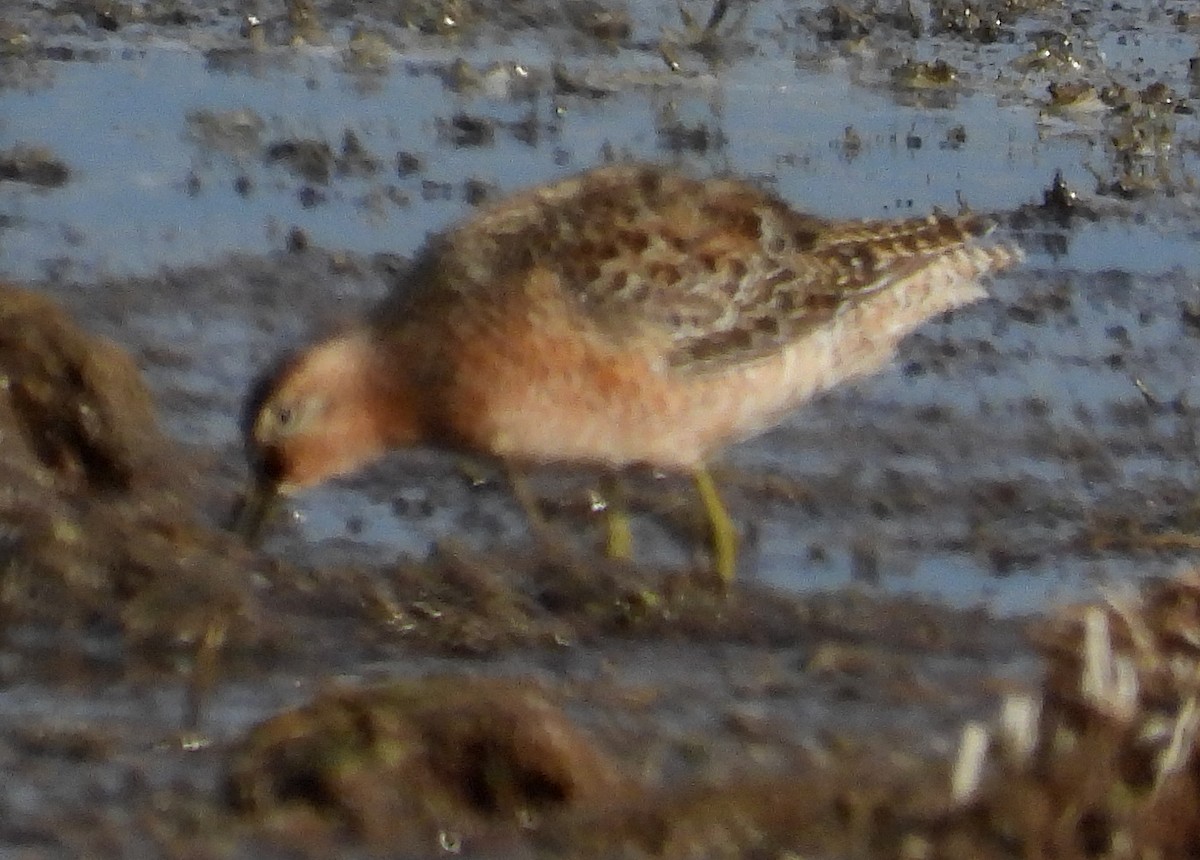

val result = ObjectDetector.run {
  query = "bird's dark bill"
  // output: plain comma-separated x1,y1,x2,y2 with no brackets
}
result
229,478,281,546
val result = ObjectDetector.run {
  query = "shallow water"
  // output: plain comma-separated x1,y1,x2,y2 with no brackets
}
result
8,35,1196,279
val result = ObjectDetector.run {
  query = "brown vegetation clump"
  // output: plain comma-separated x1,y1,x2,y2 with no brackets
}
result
226,676,632,853
908,570,1200,858
0,283,259,664
0,285,167,491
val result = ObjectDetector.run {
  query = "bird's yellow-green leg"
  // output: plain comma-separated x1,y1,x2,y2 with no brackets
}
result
693,467,737,587
598,473,633,561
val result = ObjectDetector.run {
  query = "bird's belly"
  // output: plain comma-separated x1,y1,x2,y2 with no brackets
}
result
434,252,989,469
441,340,713,469
437,327,848,470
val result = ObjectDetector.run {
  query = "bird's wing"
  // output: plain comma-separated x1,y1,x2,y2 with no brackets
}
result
410,164,999,372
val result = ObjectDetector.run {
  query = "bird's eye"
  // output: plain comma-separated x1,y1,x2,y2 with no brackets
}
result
271,397,323,433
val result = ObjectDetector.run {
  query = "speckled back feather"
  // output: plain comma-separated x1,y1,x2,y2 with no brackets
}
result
389,164,1015,374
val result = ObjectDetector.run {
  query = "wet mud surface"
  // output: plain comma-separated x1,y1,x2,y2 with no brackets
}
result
5,0,1200,856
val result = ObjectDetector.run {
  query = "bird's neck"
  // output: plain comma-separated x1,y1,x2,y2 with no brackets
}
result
351,326,429,451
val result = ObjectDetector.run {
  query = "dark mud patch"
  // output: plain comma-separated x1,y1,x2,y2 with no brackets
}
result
0,144,68,188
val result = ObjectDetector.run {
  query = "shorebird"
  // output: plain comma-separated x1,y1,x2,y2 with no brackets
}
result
236,163,1020,585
